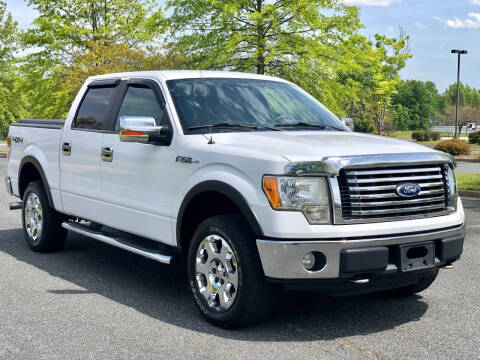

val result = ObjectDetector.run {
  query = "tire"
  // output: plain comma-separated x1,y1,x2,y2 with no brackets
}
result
386,269,439,296
187,214,279,328
22,180,67,252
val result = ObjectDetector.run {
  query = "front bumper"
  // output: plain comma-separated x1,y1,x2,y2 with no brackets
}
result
256,225,464,280
4,177,13,196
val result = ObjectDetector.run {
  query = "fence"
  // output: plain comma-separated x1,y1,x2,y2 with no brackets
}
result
429,117,477,138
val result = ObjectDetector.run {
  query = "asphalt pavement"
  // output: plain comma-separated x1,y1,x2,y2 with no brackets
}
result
0,143,6,152
456,161,480,174
0,158,479,359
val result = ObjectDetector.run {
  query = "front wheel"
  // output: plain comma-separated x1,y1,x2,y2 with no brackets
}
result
187,214,279,328
22,181,67,252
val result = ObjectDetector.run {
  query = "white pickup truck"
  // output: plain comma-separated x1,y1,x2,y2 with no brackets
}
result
5,71,465,327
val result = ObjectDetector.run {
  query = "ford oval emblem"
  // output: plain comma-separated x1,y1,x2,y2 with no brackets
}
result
395,183,421,198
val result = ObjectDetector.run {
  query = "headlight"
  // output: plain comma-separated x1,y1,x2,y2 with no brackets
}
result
263,176,331,224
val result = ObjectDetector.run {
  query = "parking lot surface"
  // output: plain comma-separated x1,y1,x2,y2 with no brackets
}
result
456,161,480,174
0,158,479,359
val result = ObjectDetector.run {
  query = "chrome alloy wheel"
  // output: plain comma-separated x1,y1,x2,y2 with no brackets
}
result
24,192,43,243
195,234,239,312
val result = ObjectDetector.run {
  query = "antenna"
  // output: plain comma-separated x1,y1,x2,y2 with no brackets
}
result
207,126,215,144
201,128,215,144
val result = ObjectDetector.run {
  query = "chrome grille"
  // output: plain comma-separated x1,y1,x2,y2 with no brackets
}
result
338,164,450,221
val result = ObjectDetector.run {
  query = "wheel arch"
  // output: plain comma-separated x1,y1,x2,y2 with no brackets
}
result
176,181,264,253
19,156,54,208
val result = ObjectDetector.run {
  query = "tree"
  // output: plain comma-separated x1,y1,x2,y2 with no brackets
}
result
60,40,184,111
166,0,361,112
336,31,411,133
391,80,440,130
369,31,411,134
23,0,163,61
0,1,29,139
442,82,480,110
19,0,166,119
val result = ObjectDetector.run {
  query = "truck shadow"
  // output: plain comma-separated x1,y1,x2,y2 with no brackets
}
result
0,228,428,341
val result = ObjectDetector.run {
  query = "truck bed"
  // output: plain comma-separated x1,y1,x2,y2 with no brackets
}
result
11,119,65,129
7,119,65,210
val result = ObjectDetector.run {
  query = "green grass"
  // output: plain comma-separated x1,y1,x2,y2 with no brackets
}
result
391,130,413,139
416,140,440,146
456,173,480,191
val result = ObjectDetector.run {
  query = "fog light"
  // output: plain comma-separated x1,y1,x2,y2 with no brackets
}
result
302,252,316,270
302,251,327,271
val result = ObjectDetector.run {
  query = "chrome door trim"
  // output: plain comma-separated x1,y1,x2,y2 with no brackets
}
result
62,142,72,156
101,147,114,162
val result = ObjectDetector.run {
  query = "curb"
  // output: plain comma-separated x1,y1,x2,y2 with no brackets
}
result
456,158,480,163
459,190,480,199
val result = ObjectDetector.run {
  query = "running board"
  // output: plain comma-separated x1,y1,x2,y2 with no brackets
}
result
62,222,173,265
9,202,22,210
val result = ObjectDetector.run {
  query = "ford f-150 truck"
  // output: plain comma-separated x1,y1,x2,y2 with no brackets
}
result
5,71,465,328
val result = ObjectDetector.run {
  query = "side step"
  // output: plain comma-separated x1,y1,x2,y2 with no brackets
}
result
62,222,173,265
9,202,22,210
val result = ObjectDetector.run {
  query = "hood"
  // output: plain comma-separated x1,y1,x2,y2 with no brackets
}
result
208,130,437,163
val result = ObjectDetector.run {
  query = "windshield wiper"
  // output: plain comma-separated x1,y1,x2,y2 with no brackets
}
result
188,122,280,132
274,122,345,131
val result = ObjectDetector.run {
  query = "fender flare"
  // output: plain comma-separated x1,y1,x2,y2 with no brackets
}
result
176,180,264,248
19,156,55,208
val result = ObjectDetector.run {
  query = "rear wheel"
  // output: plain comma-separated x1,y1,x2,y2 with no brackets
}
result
22,181,67,252
187,214,279,328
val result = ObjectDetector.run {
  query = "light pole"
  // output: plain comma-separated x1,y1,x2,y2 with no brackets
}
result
451,49,468,138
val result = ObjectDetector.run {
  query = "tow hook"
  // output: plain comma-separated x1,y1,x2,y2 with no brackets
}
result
349,278,370,284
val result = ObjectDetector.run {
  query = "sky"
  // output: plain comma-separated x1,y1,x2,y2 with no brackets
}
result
4,0,479,93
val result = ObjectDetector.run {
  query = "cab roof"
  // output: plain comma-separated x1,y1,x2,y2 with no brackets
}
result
87,70,287,83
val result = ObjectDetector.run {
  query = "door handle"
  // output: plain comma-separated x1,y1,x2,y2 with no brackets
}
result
101,147,114,162
62,142,71,156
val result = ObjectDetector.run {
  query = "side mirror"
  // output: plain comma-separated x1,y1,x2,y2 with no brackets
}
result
340,118,354,132
119,116,171,144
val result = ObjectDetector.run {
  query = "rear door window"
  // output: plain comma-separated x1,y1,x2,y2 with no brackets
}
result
74,86,117,130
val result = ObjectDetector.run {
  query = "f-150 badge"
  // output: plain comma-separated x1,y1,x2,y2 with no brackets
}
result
176,156,200,164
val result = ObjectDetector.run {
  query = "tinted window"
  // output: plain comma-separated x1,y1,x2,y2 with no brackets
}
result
75,86,116,130
167,78,346,134
116,86,168,131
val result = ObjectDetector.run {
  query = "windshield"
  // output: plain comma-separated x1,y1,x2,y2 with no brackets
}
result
166,78,347,134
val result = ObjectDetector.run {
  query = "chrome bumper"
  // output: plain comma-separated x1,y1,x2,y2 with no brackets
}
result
256,225,464,279
4,177,13,196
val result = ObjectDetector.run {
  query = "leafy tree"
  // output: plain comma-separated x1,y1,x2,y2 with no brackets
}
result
166,0,361,112
19,0,166,119
24,0,163,60
391,103,411,131
337,31,411,134
0,1,29,139
59,40,184,115
442,82,480,111
391,80,440,130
